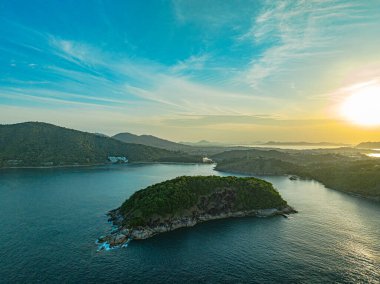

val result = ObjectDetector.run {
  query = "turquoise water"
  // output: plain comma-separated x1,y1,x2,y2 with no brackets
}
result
0,164,379,283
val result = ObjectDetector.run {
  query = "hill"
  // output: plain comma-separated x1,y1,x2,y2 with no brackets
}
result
213,149,380,200
113,132,191,152
0,122,200,168
113,132,253,156
356,142,380,149
98,175,295,247
212,149,292,162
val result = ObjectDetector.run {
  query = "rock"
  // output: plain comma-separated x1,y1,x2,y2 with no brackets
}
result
282,206,298,214
109,234,127,246
97,236,107,243
120,228,129,235
99,207,297,246
256,208,279,217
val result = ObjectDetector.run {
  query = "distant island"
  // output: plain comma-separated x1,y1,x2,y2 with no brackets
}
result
98,176,296,248
0,122,201,168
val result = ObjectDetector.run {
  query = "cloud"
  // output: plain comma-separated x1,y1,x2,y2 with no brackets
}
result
3,32,277,118
38,35,279,116
2,1,380,142
170,54,210,73
238,0,372,88
162,114,335,128
126,73,282,115
48,37,103,68
172,0,252,28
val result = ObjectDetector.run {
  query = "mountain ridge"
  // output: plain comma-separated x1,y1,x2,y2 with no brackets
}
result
0,122,200,168
113,132,191,152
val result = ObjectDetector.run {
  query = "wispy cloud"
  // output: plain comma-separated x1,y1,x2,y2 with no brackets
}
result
238,0,373,88
162,114,335,128
170,54,210,73
2,1,380,141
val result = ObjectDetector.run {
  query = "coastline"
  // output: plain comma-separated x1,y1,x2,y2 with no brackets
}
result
215,168,380,202
4,163,378,202
0,161,205,170
97,205,297,249
0,163,107,170
289,176,380,203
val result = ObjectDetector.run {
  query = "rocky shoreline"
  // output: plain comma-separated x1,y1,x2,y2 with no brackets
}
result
97,205,297,250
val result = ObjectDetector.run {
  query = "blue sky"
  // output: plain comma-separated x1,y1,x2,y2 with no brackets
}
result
1,0,380,142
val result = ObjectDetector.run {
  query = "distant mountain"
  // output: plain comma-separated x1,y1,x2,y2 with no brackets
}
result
113,132,251,156
0,122,200,168
113,132,192,152
180,140,228,147
356,142,380,149
197,140,211,144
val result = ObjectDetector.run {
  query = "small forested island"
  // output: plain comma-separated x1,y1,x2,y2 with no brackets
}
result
98,176,296,249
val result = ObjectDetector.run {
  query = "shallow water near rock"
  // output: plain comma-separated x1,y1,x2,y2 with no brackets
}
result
0,164,379,283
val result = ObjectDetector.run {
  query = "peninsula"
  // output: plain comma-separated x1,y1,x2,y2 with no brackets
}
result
98,176,296,249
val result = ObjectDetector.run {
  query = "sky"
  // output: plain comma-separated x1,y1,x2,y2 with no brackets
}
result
1,0,380,143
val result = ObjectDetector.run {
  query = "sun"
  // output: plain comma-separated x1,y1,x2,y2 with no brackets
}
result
340,83,380,126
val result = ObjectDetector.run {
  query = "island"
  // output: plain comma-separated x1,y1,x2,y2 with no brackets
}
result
97,175,296,249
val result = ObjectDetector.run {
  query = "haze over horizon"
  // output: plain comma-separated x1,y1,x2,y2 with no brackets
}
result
1,0,380,143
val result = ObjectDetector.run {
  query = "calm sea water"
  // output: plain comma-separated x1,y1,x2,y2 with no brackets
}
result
0,164,379,283
367,148,380,158
235,145,349,150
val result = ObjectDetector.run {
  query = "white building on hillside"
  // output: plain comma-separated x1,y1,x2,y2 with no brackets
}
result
108,156,128,163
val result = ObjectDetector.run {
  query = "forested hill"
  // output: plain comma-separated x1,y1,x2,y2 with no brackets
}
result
213,149,380,200
0,122,200,168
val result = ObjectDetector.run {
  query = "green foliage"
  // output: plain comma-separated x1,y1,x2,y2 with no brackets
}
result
119,176,287,227
0,122,200,167
214,150,380,199
303,160,380,198
215,158,300,175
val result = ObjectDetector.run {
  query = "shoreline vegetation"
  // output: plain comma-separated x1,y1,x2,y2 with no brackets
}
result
1,121,379,201
0,161,209,170
213,151,380,201
97,176,296,249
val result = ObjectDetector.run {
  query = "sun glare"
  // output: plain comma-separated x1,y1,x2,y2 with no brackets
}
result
340,83,380,126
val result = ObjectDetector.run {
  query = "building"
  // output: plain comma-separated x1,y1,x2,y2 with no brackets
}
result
202,157,214,164
108,156,128,163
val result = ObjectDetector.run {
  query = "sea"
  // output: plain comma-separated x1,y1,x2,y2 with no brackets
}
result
0,164,379,283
